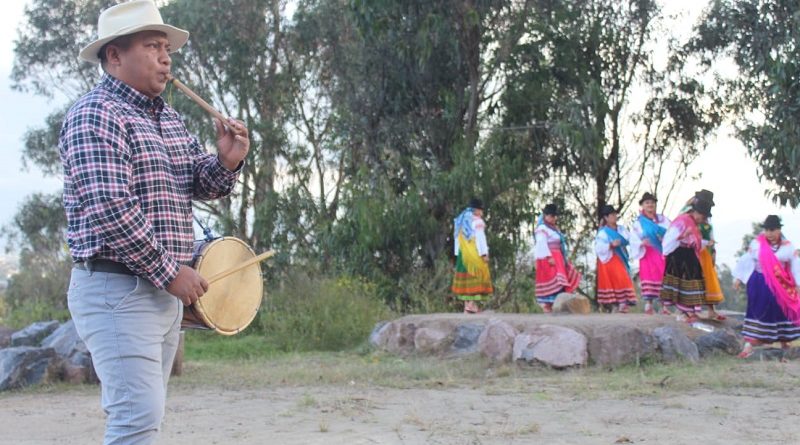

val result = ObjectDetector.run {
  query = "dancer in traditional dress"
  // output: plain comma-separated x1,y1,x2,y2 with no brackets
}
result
698,220,726,320
660,200,712,322
534,203,581,313
630,192,671,315
733,215,800,358
681,190,726,320
595,205,637,313
452,198,493,313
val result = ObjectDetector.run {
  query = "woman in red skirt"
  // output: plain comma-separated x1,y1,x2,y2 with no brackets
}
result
595,205,637,313
534,203,581,312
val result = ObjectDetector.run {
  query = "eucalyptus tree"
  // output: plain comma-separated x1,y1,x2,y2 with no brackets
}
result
685,0,800,206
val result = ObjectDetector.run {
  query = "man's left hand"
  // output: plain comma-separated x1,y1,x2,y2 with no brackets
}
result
215,118,250,171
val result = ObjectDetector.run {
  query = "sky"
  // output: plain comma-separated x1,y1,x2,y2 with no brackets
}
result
1,0,799,271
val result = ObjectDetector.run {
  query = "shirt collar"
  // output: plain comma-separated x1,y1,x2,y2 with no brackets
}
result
100,73,165,114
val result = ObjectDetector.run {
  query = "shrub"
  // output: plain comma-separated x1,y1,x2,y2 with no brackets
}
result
252,272,394,352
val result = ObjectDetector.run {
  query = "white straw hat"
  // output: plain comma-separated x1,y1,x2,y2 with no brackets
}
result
79,0,189,64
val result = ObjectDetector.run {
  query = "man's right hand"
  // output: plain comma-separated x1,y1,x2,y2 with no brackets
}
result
166,265,209,306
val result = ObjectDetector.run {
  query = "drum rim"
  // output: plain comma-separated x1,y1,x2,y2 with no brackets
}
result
193,236,264,335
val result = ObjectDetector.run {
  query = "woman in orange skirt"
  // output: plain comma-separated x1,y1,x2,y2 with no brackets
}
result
595,205,637,312
698,221,726,320
534,203,581,312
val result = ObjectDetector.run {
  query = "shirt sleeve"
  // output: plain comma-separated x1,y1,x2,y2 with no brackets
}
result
189,135,241,200
788,243,800,286
733,240,758,284
595,230,613,264
662,224,681,256
534,229,551,260
628,221,645,261
474,218,489,256
61,102,179,288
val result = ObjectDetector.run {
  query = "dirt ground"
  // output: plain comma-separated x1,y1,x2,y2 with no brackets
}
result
2,355,799,445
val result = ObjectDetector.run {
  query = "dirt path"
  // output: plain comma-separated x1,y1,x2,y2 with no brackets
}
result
2,382,798,445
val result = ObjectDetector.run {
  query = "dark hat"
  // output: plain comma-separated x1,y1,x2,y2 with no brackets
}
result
599,204,618,217
543,203,558,216
468,197,483,210
639,192,658,205
762,215,783,230
691,199,712,217
694,189,715,206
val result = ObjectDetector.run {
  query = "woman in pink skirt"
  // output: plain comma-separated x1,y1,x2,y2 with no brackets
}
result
534,203,581,312
630,192,671,315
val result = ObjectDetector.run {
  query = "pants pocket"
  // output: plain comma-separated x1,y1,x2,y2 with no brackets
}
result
104,273,141,310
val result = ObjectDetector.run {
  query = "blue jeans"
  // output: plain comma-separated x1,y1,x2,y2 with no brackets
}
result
67,268,182,445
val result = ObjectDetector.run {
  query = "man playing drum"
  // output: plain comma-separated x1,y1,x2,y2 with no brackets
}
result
59,1,249,443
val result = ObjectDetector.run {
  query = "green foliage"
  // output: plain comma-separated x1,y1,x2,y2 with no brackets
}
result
686,0,800,206
252,272,394,352
497,0,720,232
717,264,746,312
2,193,71,324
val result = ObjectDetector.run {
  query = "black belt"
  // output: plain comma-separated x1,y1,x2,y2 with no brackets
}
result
74,259,137,276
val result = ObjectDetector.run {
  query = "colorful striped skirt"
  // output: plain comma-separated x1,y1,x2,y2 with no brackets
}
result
742,271,800,343
451,251,493,299
660,247,704,314
698,248,724,304
596,255,637,306
535,247,581,304
638,245,665,300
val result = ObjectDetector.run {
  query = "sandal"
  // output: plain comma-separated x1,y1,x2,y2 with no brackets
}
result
714,314,727,321
644,304,654,315
660,307,672,316
542,303,553,314
618,304,630,314
463,301,480,314
737,343,754,359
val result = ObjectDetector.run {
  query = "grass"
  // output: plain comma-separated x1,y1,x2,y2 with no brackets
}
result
170,346,800,400
5,344,800,402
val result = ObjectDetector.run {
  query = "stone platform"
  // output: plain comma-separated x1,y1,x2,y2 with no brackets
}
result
369,312,744,368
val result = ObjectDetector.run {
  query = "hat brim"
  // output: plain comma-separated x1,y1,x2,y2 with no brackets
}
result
79,24,189,64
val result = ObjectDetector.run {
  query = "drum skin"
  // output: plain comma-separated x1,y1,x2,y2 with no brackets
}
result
185,237,263,335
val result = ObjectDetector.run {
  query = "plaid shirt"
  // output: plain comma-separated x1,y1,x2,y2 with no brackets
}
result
59,74,240,289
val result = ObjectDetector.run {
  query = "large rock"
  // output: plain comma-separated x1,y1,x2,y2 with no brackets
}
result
41,320,97,384
653,326,699,363
369,321,391,348
478,320,518,362
586,325,658,368
42,320,85,357
694,329,741,357
552,293,591,314
0,326,13,348
414,327,452,355
383,322,418,355
0,347,61,391
10,321,59,347
513,325,588,368
745,348,787,362
450,323,484,356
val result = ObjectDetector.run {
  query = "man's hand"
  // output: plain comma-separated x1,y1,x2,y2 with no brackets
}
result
611,239,621,247
547,257,555,266
733,279,741,291
166,265,209,306
215,118,250,171
482,254,489,264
